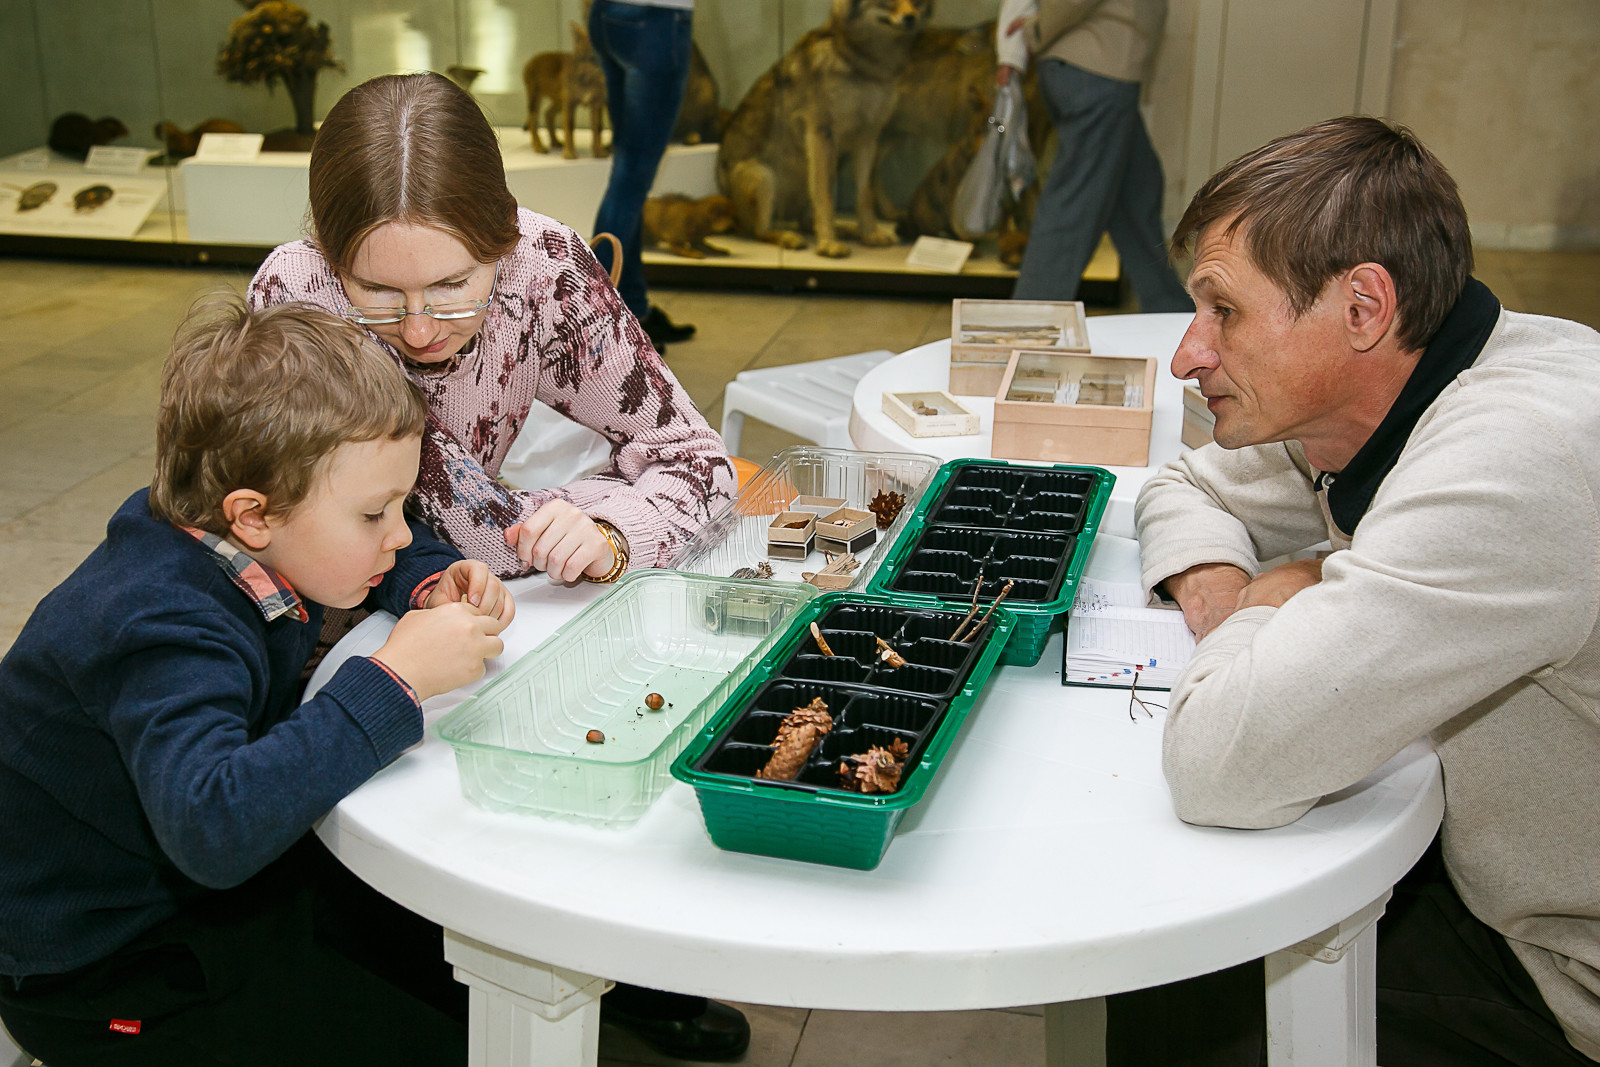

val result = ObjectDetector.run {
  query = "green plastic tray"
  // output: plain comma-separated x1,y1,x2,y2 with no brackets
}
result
433,571,816,825
866,459,1114,667
671,592,1016,870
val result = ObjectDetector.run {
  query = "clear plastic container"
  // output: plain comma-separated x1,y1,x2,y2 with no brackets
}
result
432,571,817,825
670,446,940,591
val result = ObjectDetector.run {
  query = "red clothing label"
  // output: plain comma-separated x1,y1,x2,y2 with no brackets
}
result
109,1019,141,1035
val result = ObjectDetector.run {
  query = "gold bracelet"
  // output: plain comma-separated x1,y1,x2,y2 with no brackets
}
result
582,519,630,584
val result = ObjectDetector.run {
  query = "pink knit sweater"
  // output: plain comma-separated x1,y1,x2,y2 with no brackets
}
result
248,209,735,578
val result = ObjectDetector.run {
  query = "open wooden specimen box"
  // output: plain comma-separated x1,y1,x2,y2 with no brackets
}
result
949,299,1089,396
815,507,877,555
767,511,816,560
882,391,980,438
991,349,1158,466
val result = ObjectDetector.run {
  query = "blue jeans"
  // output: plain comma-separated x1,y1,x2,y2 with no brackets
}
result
1014,59,1191,312
589,0,693,320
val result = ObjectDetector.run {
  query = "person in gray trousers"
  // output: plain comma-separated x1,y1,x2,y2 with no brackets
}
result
1001,0,1191,310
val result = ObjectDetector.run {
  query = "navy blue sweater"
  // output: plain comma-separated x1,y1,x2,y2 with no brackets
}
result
0,490,461,977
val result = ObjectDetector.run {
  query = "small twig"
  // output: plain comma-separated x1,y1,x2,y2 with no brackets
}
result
874,637,906,668
947,568,985,640
956,580,1015,642
809,621,834,657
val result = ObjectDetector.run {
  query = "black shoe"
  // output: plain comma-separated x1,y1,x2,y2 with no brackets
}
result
602,998,751,1061
640,304,696,347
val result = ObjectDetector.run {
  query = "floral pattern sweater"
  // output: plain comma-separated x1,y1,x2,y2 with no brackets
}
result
248,208,735,578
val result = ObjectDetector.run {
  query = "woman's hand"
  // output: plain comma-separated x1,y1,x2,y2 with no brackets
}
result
504,500,616,583
425,559,515,627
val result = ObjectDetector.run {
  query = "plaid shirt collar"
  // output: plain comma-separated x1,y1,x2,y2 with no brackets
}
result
181,527,309,624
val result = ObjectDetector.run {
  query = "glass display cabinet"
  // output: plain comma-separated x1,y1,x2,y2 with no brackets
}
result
0,0,1121,299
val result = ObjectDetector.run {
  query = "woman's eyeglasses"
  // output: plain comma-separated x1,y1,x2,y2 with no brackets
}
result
340,262,500,326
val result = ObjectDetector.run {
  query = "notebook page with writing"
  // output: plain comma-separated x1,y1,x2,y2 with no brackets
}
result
1063,535,1196,689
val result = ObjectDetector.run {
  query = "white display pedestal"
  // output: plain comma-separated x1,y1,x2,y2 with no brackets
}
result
181,127,719,246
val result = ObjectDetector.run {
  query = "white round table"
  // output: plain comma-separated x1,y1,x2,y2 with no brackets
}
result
849,312,1194,538
317,547,1441,1067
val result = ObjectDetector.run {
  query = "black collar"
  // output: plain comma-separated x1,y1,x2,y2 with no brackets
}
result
1317,278,1501,534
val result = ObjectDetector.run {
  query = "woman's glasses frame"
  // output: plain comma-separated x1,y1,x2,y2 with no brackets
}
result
339,261,501,326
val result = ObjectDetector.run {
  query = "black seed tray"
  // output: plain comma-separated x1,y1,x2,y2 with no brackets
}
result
882,526,1074,605
922,464,1097,535
691,602,982,796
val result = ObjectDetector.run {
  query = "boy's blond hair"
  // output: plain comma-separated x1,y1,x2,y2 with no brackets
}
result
150,296,427,535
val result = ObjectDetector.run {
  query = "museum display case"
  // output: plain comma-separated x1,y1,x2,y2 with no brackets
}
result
1,0,1121,298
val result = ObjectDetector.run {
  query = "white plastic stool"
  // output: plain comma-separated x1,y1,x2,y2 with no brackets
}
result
720,349,893,454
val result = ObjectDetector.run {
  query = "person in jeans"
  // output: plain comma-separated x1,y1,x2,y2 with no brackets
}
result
1001,0,1191,311
589,0,699,352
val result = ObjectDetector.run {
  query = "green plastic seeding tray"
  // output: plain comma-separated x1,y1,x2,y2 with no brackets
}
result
434,571,816,825
671,592,1015,870
866,458,1113,667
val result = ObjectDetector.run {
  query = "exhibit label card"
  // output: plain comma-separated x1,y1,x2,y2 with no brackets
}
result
906,236,974,274
11,148,52,171
194,133,265,162
85,146,151,175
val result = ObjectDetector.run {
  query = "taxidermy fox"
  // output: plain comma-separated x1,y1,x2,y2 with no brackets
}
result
643,194,736,258
522,24,608,159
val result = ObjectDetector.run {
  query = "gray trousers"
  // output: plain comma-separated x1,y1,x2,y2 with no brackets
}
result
1013,59,1191,311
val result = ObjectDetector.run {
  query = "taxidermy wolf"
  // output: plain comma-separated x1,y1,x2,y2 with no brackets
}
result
716,0,933,258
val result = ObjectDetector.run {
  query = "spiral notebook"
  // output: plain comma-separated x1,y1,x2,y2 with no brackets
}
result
1061,536,1195,690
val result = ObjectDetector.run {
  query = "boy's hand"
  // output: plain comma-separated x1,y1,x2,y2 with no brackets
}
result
372,601,505,702
425,559,515,627
504,500,616,583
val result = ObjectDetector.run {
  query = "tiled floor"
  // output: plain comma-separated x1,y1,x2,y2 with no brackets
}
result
1,248,1597,1065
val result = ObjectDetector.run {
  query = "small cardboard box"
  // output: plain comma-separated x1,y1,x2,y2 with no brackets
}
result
949,298,1089,396
804,570,856,592
767,511,815,560
882,391,980,438
991,349,1157,467
789,495,847,517
815,507,877,554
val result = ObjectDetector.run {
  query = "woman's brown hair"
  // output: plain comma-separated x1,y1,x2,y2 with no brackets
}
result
150,296,427,535
308,72,521,272
1173,116,1473,352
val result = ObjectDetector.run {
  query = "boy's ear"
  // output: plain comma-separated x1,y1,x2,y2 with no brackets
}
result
222,489,273,550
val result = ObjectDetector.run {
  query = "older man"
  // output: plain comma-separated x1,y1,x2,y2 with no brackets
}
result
1123,117,1600,1065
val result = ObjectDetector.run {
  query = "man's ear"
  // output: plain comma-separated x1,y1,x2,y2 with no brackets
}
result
222,489,272,550
1344,263,1399,353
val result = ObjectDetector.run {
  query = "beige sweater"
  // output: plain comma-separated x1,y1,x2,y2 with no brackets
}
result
1135,309,1600,1060
1023,0,1167,83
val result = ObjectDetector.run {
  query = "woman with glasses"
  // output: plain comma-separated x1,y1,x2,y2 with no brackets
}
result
246,72,751,1061
248,71,736,588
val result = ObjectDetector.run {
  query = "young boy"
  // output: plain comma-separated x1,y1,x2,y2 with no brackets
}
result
0,299,512,1065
